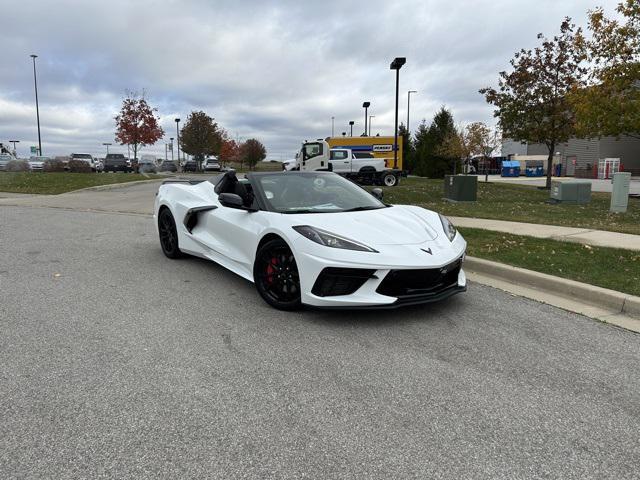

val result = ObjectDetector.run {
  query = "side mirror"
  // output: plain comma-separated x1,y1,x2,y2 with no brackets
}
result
371,188,384,201
328,162,333,172
219,193,244,209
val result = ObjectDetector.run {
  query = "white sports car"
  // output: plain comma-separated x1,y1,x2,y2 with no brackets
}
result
154,171,467,310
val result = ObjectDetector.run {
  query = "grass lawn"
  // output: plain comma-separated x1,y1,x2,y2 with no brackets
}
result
461,227,640,296
380,177,640,235
0,172,161,195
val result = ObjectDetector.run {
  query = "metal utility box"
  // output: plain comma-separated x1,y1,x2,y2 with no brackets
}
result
610,172,631,213
550,180,592,204
444,175,477,202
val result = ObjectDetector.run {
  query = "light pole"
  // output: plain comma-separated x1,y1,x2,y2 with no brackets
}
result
368,116,375,136
170,137,174,161
9,140,20,157
407,90,417,133
331,116,335,137
362,102,370,136
390,57,406,169
30,54,42,156
175,118,181,164
349,121,354,137
102,142,112,155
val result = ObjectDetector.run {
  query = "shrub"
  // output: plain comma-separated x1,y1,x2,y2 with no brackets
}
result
5,159,31,172
44,159,66,172
68,159,92,173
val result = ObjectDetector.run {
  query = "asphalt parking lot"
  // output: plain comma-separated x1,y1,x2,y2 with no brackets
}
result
1,186,639,479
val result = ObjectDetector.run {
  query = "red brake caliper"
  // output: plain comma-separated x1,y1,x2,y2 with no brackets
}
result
265,257,277,285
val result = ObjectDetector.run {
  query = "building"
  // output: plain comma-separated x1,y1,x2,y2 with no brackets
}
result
502,135,640,176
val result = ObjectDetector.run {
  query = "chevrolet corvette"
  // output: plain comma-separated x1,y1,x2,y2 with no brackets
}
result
154,171,467,310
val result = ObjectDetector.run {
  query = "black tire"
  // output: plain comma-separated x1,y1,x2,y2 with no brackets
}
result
254,238,301,310
382,173,398,187
158,208,183,259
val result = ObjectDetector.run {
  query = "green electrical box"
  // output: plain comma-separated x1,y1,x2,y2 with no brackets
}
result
610,172,631,213
444,175,477,202
550,180,592,204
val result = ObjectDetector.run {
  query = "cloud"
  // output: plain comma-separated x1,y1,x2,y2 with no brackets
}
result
0,0,613,158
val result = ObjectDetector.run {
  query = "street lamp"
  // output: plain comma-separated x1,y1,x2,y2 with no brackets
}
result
102,142,112,155
175,118,181,164
9,140,19,157
331,116,335,137
407,90,417,133
362,102,370,136
368,116,375,136
349,121,355,137
390,57,406,169
169,137,174,161
30,54,42,156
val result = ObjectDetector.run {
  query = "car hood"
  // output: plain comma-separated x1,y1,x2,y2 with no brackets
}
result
284,205,439,246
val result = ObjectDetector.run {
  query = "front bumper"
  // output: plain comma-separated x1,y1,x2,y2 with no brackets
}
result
294,233,467,308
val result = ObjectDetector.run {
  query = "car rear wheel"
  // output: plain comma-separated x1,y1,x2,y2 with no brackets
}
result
158,208,183,259
254,238,301,310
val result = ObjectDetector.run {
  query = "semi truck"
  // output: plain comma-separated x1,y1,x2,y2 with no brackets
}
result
297,139,402,186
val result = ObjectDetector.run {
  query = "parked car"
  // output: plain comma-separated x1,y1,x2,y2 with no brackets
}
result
94,158,104,172
28,156,51,171
203,157,221,172
104,154,131,172
71,153,98,171
159,160,178,172
182,160,198,172
0,154,16,171
155,171,466,310
138,155,158,174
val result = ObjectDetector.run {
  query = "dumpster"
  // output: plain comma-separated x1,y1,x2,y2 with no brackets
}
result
525,160,544,177
501,160,520,177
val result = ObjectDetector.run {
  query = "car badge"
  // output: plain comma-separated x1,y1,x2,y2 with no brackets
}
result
421,248,433,255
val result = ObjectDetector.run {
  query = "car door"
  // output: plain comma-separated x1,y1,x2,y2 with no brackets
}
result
329,149,351,173
196,197,265,279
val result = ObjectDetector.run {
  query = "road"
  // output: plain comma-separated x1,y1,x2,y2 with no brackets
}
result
1,185,639,479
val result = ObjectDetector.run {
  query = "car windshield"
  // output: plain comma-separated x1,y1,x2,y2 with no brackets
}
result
72,154,92,159
254,172,386,214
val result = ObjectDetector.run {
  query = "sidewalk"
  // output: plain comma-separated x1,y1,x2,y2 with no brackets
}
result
478,174,640,194
451,216,640,251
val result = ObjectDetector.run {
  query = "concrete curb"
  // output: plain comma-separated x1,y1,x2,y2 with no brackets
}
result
70,178,165,193
464,256,640,331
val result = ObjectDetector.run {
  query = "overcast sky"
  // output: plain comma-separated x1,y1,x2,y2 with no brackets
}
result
0,0,619,159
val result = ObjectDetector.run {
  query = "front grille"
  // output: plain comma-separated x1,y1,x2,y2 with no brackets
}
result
376,257,462,298
312,268,376,297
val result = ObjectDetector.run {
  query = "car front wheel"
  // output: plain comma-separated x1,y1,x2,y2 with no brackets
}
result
254,238,301,310
158,208,183,259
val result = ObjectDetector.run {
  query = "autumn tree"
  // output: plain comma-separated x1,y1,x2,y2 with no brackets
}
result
114,92,164,162
180,111,223,169
481,19,585,188
572,1,640,139
239,139,267,170
218,137,239,167
441,122,501,180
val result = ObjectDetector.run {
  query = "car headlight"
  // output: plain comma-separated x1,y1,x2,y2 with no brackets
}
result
439,214,457,242
293,226,378,252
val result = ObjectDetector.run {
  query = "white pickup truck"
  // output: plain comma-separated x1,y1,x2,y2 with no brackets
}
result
294,140,401,186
